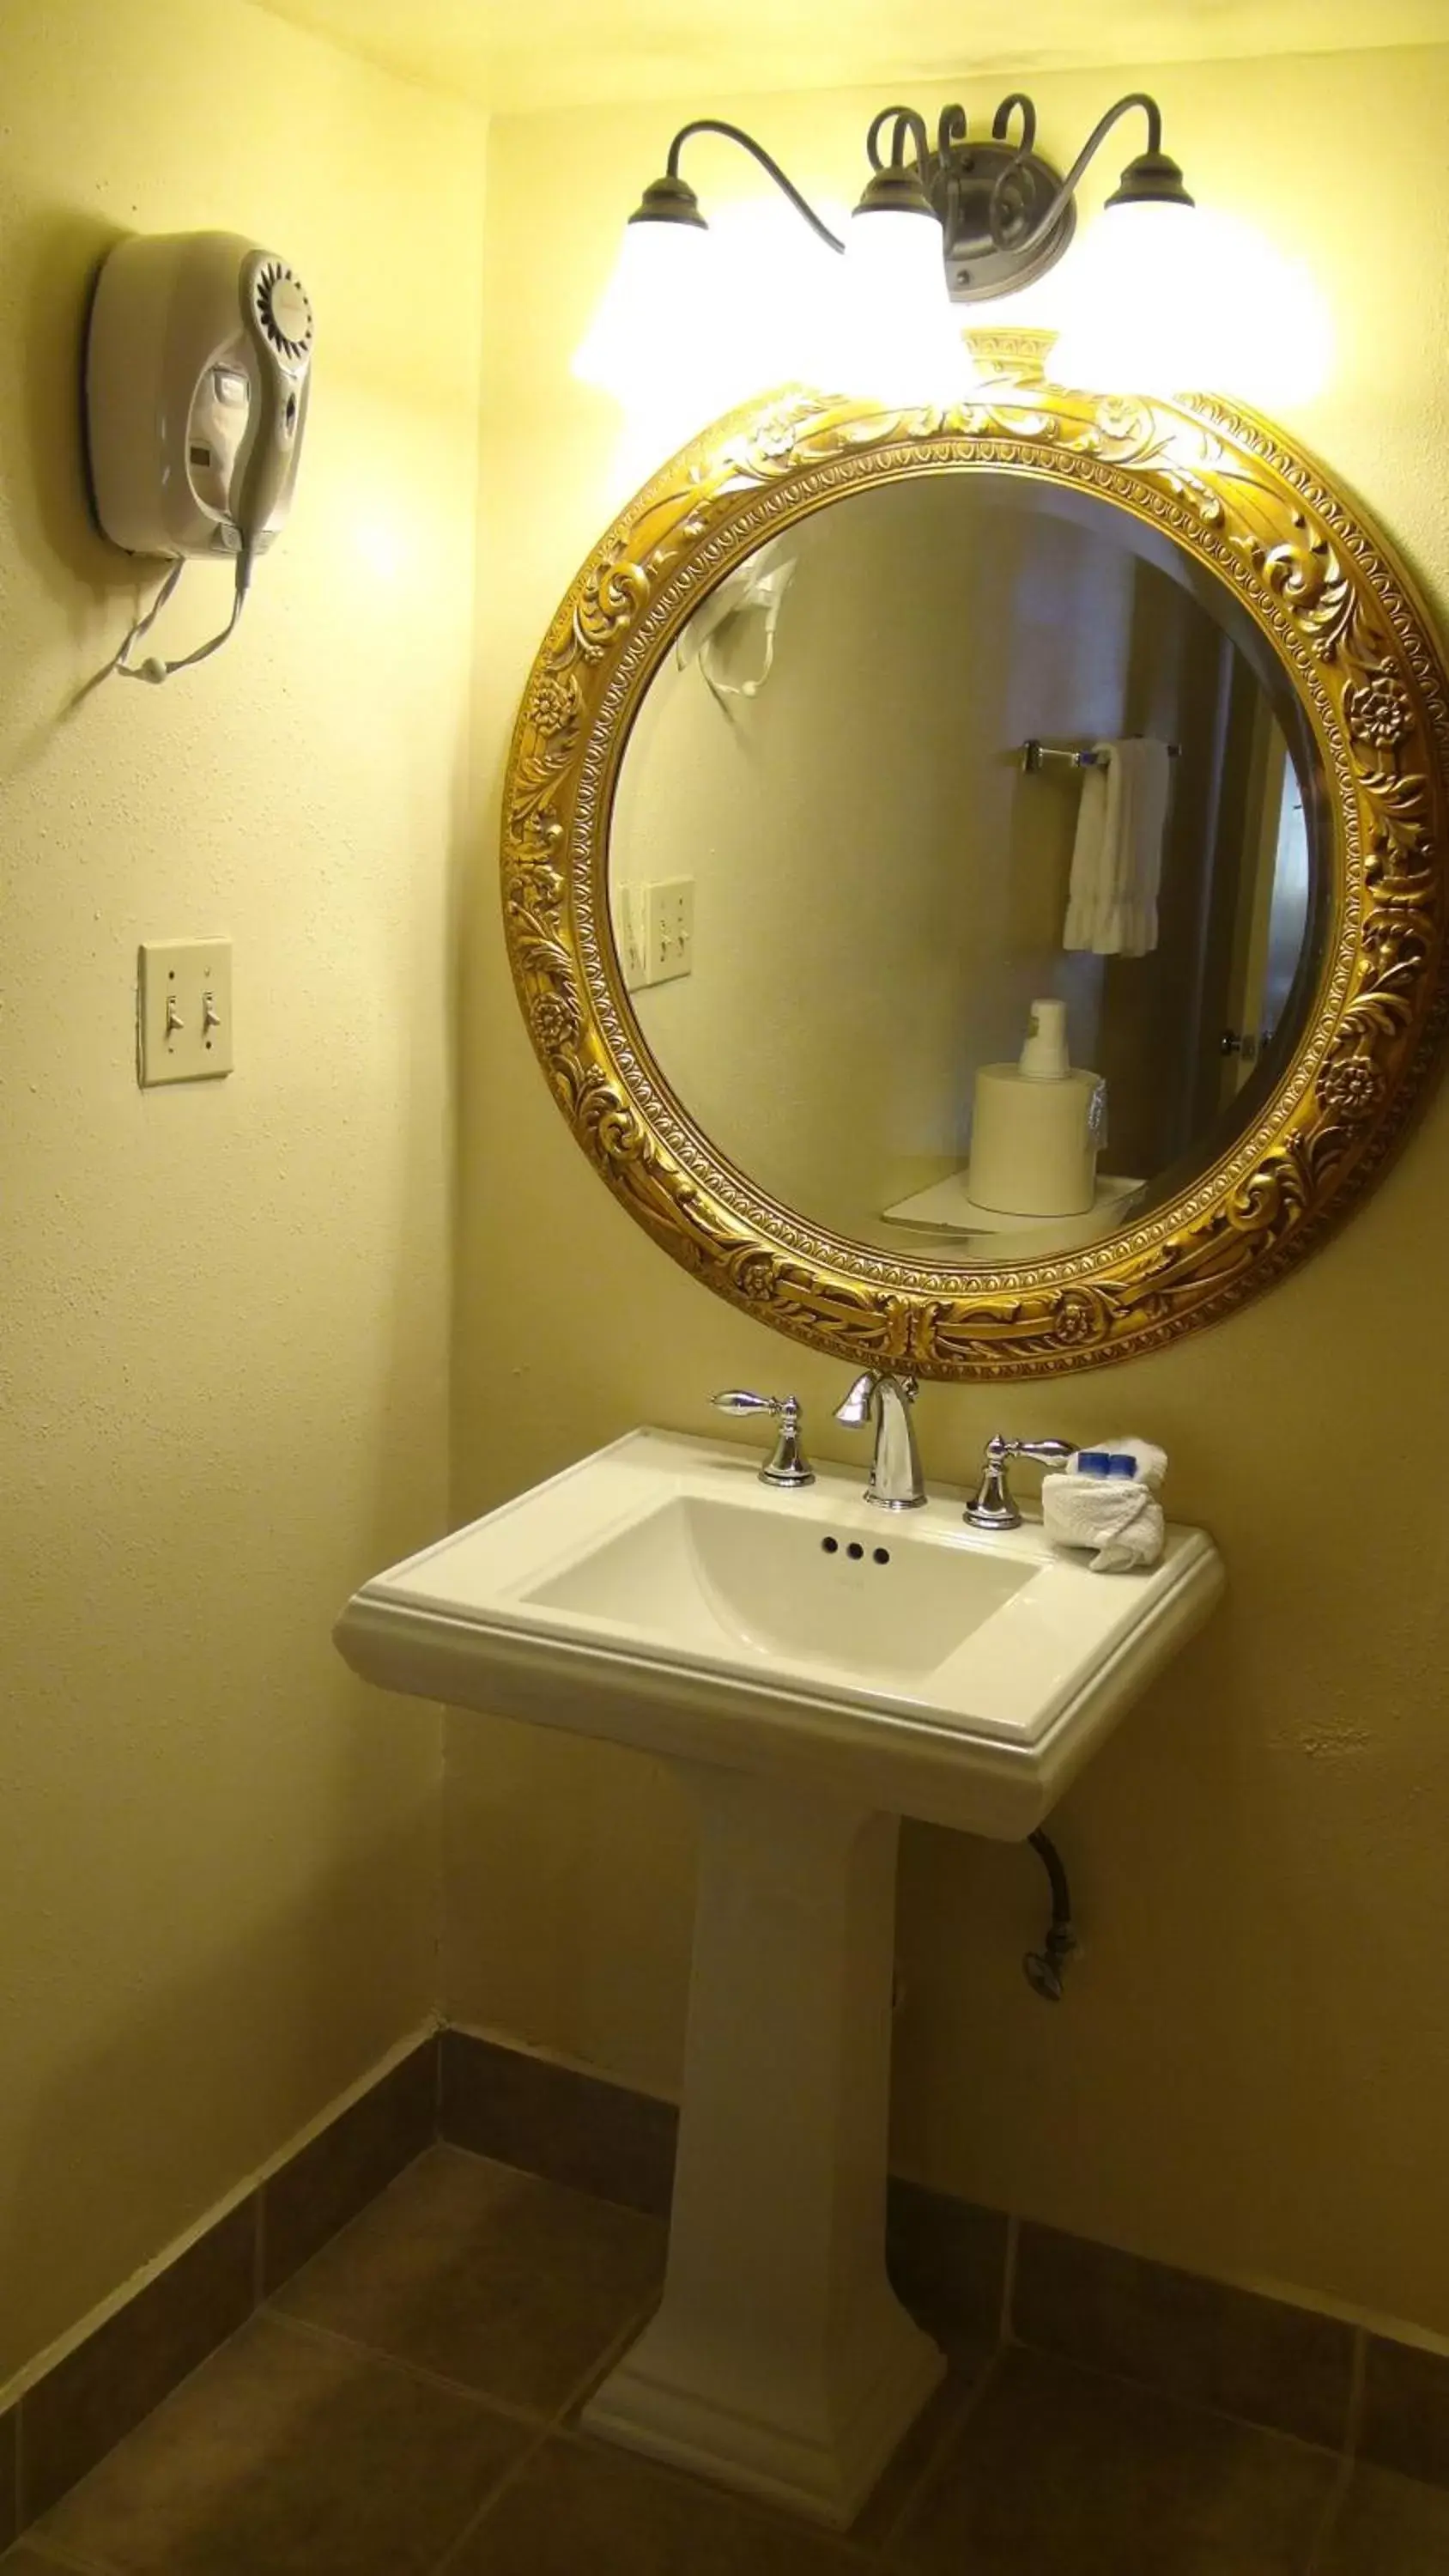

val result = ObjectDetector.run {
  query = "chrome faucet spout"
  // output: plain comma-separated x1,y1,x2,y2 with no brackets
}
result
833,1370,926,1510
834,1370,876,1431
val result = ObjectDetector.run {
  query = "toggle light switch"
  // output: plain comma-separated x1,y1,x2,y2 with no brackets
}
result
646,878,694,983
617,871,694,979
137,939,233,1085
622,878,695,990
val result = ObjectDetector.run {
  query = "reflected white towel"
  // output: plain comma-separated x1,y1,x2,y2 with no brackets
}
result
1063,738,1170,957
1040,1435,1167,1573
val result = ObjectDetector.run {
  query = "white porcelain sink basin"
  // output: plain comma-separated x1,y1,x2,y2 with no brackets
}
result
337,1424,1222,2529
336,1426,1223,1840
525,1489,1028,1677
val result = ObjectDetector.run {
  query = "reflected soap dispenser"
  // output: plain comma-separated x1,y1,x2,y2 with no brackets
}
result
1018,998,1070,1080
968,1001,1106,1218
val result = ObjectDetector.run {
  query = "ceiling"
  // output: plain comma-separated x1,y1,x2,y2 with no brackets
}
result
252,0,1446,112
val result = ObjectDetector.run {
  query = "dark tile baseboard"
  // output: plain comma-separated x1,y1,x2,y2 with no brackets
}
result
885,2176,1009,2349
12,2020,1449,2554
0,2403,15,2554
261,2039,439,2293
437,2033,1011,2347
21,2202,257,2522
1014,2217,1355,2451
1362,2332,1449,2487
442,2026,1449,2488
440,2027,677,2219
8,2033,437,2543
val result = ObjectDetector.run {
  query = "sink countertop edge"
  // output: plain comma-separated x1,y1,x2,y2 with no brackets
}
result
335,1522,1223,1842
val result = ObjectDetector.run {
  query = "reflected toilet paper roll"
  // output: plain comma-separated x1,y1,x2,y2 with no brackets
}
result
968,1064,1105,1218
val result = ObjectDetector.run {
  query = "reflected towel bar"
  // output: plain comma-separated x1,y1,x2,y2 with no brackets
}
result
1022,738,1181,772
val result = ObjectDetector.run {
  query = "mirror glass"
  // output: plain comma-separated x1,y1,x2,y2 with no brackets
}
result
609,471,1326,1261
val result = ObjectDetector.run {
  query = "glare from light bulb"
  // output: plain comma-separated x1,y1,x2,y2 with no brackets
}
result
706,196,852,397
577,191,980,488
1048,202,1333,409
352,516,412,582
836,207,976,407
581,197,852,489
573,218,721,404
577,198,848,486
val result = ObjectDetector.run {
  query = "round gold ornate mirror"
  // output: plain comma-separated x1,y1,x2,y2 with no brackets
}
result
502,355,1449,1379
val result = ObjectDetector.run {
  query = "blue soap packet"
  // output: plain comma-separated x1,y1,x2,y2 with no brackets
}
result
1076,1449,1138,1478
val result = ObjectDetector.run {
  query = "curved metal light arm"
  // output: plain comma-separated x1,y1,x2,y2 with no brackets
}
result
990,92,1038,149
988,90,1165,247
664,118,845,252
864,103,933,176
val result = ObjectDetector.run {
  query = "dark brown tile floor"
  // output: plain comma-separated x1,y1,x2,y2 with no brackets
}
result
4,2144,1446,2573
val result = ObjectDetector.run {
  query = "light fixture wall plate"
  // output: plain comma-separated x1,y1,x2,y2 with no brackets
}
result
930,135,1076,301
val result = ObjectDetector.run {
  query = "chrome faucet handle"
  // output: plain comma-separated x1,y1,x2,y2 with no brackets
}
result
712,1389,815,1489
965,1432,1076,1531
833,1370,926,1511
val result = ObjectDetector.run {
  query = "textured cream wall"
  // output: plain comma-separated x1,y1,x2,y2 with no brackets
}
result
454,42,1449,2340
0,0,484,2385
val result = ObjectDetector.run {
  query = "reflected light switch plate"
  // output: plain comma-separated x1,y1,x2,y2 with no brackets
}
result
137,939,233,1086
617,880,695,992
641,878,694,987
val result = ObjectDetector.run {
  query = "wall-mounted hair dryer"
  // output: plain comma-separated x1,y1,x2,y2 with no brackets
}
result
86,230,315,682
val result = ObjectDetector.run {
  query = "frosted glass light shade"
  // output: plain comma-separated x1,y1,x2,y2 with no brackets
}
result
849,204,943,298
837,207,975,406
1047,199,1198,394
573,219,717,400
1049,202,1333,406
580,202,853,492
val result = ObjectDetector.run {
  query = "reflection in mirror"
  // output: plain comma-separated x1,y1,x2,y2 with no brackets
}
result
609,473,1324,1261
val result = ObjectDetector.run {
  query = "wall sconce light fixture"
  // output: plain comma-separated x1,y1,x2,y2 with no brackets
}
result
576,91,1195,405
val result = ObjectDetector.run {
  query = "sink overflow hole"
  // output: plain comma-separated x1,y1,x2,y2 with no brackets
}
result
819,1536,891,1565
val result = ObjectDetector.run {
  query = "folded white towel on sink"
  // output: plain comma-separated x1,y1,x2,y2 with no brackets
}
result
1041,1435,1167,1573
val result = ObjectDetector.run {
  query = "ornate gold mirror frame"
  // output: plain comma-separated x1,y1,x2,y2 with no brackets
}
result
502,362,1449,1379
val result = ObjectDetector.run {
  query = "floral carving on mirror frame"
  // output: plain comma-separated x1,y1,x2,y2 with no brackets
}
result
502,369,1449,1379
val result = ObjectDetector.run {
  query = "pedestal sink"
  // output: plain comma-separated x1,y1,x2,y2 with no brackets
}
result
336,1428,1222,2525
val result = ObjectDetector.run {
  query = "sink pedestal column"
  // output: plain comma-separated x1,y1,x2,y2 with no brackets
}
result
582,1768,944,2527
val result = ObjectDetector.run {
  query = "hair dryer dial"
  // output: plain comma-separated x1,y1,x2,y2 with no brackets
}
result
234,252,315,556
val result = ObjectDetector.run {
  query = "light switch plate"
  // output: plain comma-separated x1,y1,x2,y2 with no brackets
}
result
137,939,233,1086
625,878,694,989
